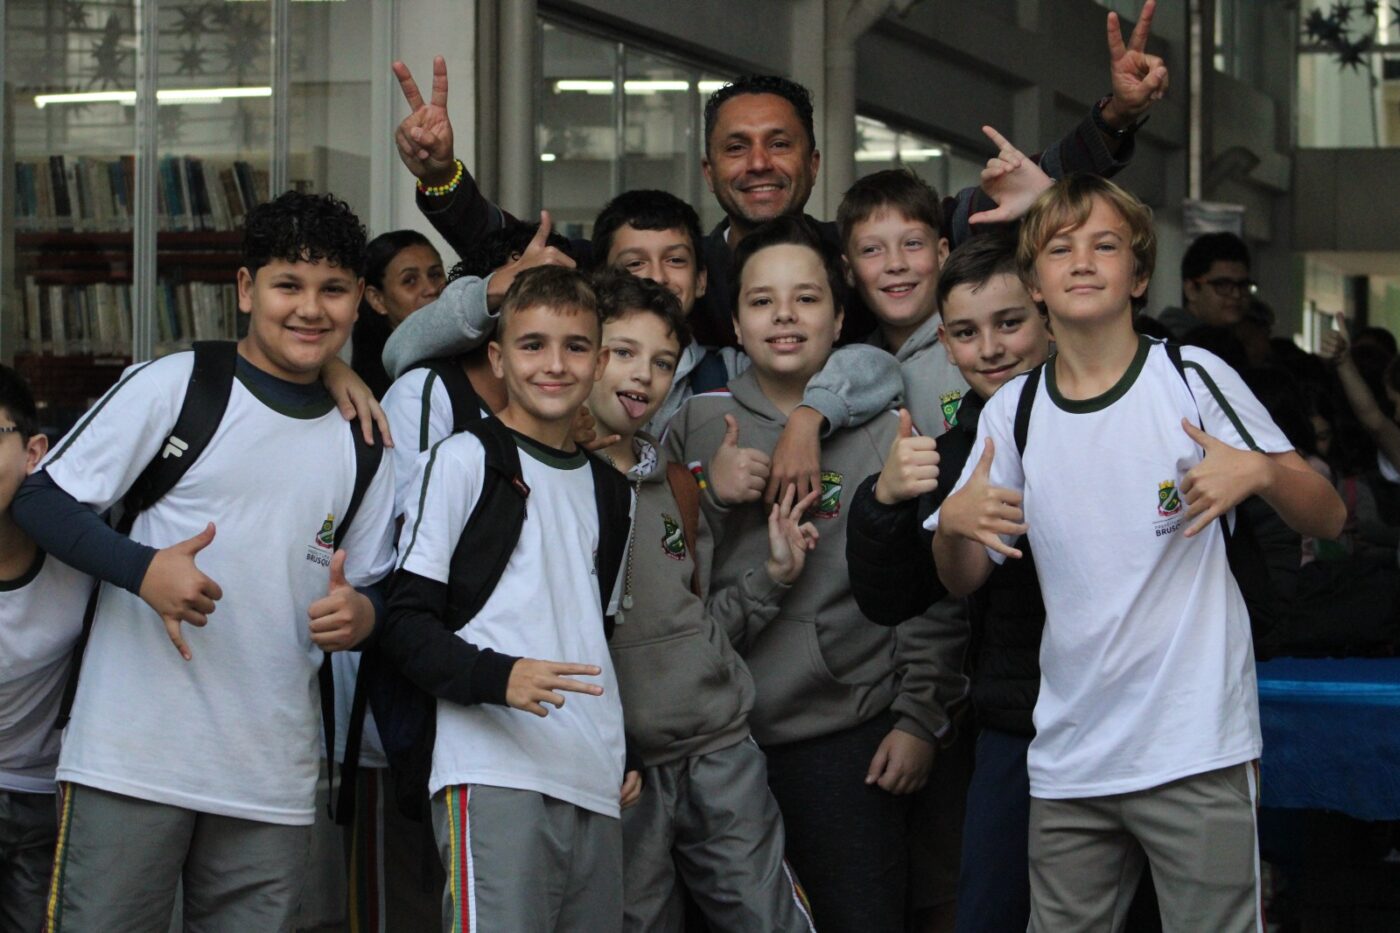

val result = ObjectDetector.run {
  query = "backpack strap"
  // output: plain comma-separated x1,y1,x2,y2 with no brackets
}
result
665,460,703,597
327,419,385,824
687,349,730,395
57,341,238,730
411,357,485,435
590,454,634,638
444,418,530,630
1012,365,1043,457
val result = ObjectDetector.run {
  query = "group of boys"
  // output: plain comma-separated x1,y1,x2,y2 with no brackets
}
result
0,2,1348,932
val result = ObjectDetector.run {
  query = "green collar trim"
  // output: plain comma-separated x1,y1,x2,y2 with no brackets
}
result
510,429,586,470
1046,334,1151,414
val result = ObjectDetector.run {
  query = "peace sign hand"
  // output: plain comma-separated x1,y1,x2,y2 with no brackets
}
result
1103,0,1169,128
392,56,457,187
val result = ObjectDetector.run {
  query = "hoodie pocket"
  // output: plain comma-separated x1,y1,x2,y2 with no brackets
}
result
610,628,745,751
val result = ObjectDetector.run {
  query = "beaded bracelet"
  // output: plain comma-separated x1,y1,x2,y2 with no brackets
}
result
417,159,463,197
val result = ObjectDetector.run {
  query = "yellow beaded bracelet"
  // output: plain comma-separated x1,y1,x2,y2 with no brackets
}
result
417,159,463,197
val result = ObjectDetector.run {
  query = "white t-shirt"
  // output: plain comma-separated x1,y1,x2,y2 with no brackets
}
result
399,429,627,818
380,366,488,521
0,552,92,793
928,339,1291,799
43,352,398,825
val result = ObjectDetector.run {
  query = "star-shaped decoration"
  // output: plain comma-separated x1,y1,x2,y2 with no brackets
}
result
1332,2,1354,27
1363,1,1380,18
89,14,130,88
171,5,206,38
174,43,208,76
222,10,267,78
62,1,88,30
1339,34,1374,70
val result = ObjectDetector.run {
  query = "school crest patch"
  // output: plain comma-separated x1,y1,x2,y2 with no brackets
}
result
1157,480,1182,517
661,513,687,560
940,391,963,429
815,470,844,519
315,513,335,549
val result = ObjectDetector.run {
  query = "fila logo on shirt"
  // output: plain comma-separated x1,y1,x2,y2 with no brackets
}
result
305,513,335,566
161,436,189,460
1153,479,1184,538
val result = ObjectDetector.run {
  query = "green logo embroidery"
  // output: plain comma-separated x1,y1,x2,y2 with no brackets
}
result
316,513,335,549
1157,480,1182,517
940,391,963,429
661,513,687,560
815,471,844,519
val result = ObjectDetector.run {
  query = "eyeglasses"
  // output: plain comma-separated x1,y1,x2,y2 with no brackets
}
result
1197,277,1256,297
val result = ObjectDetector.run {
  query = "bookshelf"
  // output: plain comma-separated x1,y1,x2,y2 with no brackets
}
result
4,0,378,434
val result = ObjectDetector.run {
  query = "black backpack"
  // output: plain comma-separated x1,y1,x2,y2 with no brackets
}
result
57,341,384,820
357,416,633,821
1012,342,1285,659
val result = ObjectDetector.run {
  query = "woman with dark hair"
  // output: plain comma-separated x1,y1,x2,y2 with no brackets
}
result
350,230,445,397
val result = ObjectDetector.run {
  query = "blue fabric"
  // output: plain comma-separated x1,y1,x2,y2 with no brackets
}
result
955,728,1032,933
1257,658,1400,820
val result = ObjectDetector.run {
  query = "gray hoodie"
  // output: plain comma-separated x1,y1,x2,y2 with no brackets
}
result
380,272,904,436
664,369,969,747
868,313,970,439
608,437,789,767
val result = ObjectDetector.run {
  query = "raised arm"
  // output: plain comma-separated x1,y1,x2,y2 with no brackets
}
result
1321,313,1400,468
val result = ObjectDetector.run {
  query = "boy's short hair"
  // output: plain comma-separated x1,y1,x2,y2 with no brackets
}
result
449,221,575,282
704,75,815,156
0,364,40,441
934,233,1020,313
593,268,692,349
497,266,602,338
1017,174,1156,313
242,190,367,277
1181,231,1250,280
590,190,706,273
836,169,944,246
731,215,849,317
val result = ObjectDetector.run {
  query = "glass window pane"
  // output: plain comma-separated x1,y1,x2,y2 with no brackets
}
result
540,22,619,240
855,114,954,197
154,0,272,354
7,0,139,430
697,73,731,234
621,49,696,212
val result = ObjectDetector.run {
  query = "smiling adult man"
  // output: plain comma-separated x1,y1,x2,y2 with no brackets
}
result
393,2,1167,346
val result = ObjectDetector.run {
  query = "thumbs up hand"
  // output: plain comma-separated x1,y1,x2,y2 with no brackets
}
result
708,414,772,506
1178,419,1269,538
874,408,940,505
936,439,1027,559
308,550,377,652
139,522,224,661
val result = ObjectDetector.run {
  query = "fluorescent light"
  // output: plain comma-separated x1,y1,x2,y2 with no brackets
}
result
34,87,272,109
540,152,557,162
855,147,943,162
34,91,134,108
553,79,727,95
555,80,614,94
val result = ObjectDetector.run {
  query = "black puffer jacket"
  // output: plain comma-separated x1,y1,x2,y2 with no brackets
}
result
847,393,1045,736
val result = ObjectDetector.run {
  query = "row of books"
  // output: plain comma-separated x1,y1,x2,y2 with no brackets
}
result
21,278,237,356
13,156,270,234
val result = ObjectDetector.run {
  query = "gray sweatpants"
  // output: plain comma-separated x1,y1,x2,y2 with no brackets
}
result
1,789,56,933
45,783,312,933
1028,762,1263,933
622,738,814,932
431,784,623,933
